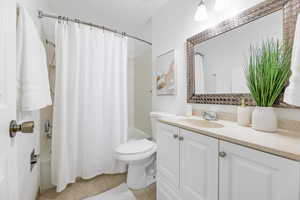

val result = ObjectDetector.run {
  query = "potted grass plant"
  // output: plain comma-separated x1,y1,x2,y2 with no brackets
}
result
246,40,292,132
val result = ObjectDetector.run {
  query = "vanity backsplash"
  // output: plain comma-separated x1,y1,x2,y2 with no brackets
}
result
192,108,300,133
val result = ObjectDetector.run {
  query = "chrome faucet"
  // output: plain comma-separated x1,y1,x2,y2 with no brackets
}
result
202,111,218,121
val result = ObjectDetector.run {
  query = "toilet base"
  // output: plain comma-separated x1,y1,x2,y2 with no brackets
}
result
126,155,156,190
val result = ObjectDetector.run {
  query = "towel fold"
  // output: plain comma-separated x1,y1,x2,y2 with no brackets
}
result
284,14,300,107
17,6,52,111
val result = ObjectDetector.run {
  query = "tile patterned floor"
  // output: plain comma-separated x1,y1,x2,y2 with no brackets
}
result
38,173,156,200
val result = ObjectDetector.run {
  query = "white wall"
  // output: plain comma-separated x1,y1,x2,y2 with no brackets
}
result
127,48,152,137
126,19,153,137
17,0,51,199
152,0,300,121
128,58,135,130
134,47,152,135
134,19,152,57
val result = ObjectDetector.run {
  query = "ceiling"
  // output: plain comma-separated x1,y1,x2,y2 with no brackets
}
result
48,0,169,37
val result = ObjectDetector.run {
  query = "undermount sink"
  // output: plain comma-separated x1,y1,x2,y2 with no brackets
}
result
180,119,224,128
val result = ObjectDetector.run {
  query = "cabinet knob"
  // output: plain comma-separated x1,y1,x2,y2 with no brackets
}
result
219,151,226,158
179,136,184,141
173,134,178,139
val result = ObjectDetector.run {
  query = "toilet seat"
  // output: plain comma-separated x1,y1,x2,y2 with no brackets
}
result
116,139,155,155
115,139,157,162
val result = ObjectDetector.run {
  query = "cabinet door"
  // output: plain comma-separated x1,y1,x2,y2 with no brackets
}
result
157,123,180,188
157,175,181,200
180,129,219,200
219,141,300,200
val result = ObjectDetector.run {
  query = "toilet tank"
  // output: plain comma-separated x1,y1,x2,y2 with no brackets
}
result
150,112,176,141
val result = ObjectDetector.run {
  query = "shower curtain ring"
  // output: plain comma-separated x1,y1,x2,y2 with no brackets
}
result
58,16,62,23
75,18,81,27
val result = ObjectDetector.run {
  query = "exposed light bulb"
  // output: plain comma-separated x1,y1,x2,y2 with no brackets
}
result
214,0,228,11
194,0,208,21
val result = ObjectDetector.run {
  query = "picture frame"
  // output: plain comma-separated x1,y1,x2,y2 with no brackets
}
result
156,49,177,96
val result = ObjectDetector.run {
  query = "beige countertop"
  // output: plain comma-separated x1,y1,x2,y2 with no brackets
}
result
159,117,300,161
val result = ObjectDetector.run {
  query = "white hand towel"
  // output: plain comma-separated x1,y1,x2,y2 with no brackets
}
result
17,6,52,111
83,184,136,200
284,14,300,107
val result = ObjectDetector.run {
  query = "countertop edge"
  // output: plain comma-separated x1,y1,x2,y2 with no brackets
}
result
159,119,300,162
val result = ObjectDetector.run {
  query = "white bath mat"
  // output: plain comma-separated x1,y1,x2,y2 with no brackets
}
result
83,183,136,200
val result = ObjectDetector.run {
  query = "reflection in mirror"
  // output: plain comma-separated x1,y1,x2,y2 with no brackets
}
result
194,10,283,94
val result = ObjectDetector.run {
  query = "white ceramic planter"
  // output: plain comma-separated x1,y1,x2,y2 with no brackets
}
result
252,107,277,132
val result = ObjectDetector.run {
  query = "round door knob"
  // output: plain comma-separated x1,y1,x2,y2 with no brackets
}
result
219,151,227,158
173,134,178,139
179,136,184,141
9,120,34,138
21,121,35,133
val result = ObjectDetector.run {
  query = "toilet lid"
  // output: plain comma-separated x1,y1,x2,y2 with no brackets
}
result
115,139,156,155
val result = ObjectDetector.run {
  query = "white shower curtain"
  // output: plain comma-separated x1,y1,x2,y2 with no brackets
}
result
51,22,128,192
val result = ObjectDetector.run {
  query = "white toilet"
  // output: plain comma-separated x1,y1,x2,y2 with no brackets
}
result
115,112,175,190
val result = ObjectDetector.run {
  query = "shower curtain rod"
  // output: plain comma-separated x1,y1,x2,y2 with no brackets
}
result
38,10,152,46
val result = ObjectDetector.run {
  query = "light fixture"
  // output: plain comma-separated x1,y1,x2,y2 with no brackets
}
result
194,0,208,21
214,0,228,11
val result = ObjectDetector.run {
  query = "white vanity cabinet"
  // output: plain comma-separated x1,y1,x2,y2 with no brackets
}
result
157,179,182,200
157,123,180,189
180,129,219,200
157,123,219,200
157,122,300,200
219,141,300,200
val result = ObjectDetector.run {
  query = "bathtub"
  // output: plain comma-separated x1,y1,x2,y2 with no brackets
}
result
128,127,151,140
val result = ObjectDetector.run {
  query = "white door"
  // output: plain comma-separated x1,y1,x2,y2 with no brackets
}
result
0,0,18,200
157,123,180,188
219,141,300,200
180,129,219,200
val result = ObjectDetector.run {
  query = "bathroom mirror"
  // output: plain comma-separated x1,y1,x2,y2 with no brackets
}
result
194,11,282,94
187,0,299,106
